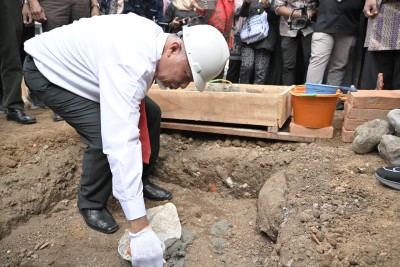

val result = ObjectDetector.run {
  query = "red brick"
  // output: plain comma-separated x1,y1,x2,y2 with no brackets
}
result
342,126,355,143
346,90,400,109
343,115,369,131
344,102,390,120
290,122,333,138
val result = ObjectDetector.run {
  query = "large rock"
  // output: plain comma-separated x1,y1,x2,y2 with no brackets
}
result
257,170,287,241
378,134,400,166
388,109,400,136
352,119,394,154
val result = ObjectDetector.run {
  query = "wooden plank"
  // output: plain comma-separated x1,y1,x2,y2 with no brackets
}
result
148,84,292,127
160,121,315,142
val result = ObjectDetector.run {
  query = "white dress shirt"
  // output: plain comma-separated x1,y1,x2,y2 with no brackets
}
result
25,13,170,220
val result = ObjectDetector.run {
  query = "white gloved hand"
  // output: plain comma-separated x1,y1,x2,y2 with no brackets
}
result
129,226,165,267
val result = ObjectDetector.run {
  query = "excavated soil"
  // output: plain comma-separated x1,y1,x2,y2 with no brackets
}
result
1,108,399,267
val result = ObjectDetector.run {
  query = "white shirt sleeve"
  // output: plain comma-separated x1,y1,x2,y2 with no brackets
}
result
98,62,149,221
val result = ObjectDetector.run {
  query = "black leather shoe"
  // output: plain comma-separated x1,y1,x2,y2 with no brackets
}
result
143,180,172,201
6,108,36,124
79,208,119,234
52,112,64,122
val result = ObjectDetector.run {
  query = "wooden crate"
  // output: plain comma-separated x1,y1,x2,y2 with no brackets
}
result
148,83,292,128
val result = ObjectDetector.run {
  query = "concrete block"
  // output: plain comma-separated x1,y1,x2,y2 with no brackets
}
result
290,122,333,138
347,90,400,109
343,115,369,131
344,102,390,120
342,126,355,143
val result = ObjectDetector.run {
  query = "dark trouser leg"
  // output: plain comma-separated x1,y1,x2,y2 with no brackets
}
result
142,96,161,180
141,96,172,200
226,59,241,83
23,56,112,209
281,36,298,86
254,49,271,84
0,0,24,110
240,46,255,84
300,33,312,84
361,50,400,90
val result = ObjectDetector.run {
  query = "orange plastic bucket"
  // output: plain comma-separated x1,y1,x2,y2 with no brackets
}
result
291,86,340,128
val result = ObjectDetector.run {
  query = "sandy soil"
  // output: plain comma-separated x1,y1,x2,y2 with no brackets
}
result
1,108,399,267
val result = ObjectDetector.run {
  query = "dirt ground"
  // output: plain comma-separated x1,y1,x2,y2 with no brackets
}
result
1,107,400,267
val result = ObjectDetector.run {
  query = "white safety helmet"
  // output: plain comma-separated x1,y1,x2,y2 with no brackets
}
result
182,25,230,91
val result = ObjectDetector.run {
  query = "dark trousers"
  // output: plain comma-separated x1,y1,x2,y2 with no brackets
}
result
40,0,91,32
0,0,24,110
240,46,271,84
226,59,241,84
361,50,400,90
23,55,161,209
281,33,312,85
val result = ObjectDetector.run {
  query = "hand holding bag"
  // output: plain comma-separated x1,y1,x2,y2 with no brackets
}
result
240,11,269,44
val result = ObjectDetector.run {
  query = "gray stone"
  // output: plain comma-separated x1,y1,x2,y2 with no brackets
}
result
387,109,400,136
352,119,394,154
378,134,400,166
211,237,228,252
165,228,197,267
257,170,287,241
211,219,231,235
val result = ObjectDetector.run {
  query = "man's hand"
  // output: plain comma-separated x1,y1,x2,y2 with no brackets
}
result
129,226,165,267
364,0,379,18
22,4,34,27
29,0,46,22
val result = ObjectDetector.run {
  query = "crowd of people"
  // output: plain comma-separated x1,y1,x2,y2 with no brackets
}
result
0,0,399,266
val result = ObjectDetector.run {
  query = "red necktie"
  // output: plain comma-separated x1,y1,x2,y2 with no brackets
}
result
138,99,151,164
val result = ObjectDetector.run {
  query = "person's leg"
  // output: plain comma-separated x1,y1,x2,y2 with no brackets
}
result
142,96,172,201
239,46,255,84
326,34,356,86
0,0,36,123
393,50,400,89
40,0,77,122
361,50,396,90
300,33,312,84
306,32,334,84
23,55,118,234
71,0,91,22
40,0,71,32
281,36,298,85
253,49,271,84
226,59,241,83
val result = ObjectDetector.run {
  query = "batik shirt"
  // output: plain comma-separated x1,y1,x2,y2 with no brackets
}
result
364,0,400,51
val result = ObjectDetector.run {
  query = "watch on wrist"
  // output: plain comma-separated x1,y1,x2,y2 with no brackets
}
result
23,0,29,5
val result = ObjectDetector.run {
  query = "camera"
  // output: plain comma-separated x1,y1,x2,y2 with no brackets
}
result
288,5,310,30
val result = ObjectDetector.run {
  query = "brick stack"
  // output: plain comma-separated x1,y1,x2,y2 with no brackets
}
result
342,90,400,142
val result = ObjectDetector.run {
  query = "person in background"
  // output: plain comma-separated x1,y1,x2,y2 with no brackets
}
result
239,0,273,84
274,0,318,85
0,0,36,124
123,0,164,23
28,0,95,122
306,0,364,88
164,0,199,33
361,0,400,90
23,14,229,265
226,0,244,83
